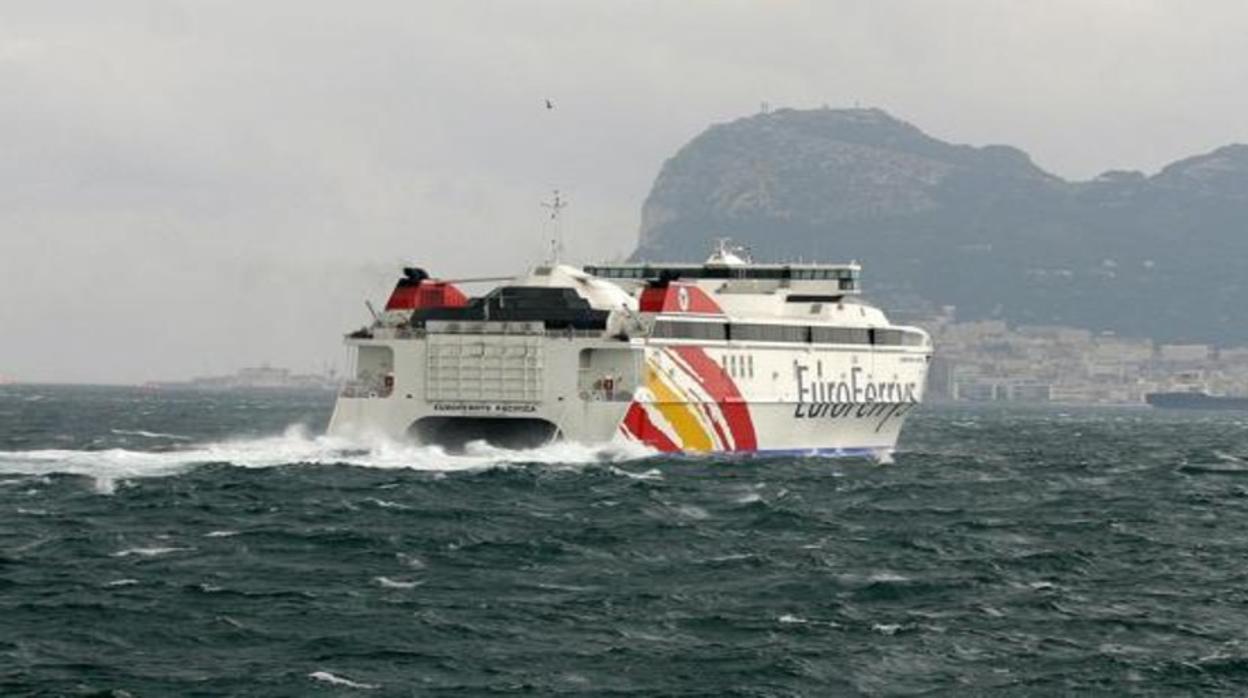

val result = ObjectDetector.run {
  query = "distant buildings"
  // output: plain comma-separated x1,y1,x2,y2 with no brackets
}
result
147,365,339,392
918,308,1239,404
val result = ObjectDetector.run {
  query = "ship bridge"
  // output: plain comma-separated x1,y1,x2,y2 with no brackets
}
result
582,261,861,294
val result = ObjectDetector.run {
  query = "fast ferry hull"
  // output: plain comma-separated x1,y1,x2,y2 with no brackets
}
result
327,335,927,457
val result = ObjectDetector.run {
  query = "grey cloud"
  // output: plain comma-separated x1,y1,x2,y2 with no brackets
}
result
2,0,1245,382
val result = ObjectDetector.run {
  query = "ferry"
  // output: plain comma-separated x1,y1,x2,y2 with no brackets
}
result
327,241,932,458
1146,391,1248,411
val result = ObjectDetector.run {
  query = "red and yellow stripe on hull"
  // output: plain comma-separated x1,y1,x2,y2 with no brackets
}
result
619,346,757,452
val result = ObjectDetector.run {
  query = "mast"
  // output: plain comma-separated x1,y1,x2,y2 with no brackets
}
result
541,189,567,264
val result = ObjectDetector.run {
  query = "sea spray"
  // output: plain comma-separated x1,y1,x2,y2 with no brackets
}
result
0,423,657,491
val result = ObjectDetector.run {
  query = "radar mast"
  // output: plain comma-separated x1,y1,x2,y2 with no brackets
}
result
541,189,567,264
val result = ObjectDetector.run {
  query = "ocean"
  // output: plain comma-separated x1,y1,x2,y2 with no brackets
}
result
3,385,1248,695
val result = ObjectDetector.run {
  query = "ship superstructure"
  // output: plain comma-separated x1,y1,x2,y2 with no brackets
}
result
327,242,932,457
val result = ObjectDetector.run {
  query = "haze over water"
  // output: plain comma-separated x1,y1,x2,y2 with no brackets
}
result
4,384,1248,694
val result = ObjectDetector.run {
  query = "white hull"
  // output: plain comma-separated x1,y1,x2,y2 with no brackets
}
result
327,332,928,456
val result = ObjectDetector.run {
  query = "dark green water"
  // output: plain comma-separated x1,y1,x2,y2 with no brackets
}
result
4,385,1248,696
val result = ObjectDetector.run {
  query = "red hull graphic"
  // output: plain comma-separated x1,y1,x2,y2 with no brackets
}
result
620,346,757,452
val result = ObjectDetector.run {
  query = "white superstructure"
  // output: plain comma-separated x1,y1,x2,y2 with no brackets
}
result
327,242,932,457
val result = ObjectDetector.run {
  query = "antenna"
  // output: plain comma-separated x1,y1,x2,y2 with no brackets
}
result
541,189,567,263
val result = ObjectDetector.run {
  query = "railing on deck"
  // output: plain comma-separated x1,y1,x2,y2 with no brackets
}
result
545,328,604,339
578,388,634,402
364,323,606,341
339,380,394,399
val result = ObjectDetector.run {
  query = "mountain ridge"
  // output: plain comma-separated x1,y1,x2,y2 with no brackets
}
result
633,108,1248,344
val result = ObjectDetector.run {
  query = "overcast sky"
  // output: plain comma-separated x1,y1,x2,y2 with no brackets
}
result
3,0,1247,383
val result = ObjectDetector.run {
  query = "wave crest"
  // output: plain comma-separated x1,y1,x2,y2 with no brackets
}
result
0,425,656,492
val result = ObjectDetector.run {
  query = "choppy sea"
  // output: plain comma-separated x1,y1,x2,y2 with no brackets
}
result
4,385,1248,695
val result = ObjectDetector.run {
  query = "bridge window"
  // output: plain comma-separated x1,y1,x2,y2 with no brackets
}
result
586,264,860,282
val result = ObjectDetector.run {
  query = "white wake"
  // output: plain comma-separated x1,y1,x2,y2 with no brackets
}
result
0,425,656,493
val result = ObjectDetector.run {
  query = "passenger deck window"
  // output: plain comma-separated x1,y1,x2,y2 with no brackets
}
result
652,320,727,340
811,327,870,344
651,320,920,348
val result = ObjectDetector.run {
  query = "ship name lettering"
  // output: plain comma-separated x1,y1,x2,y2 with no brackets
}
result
433,402,538,413
792,363,918,423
